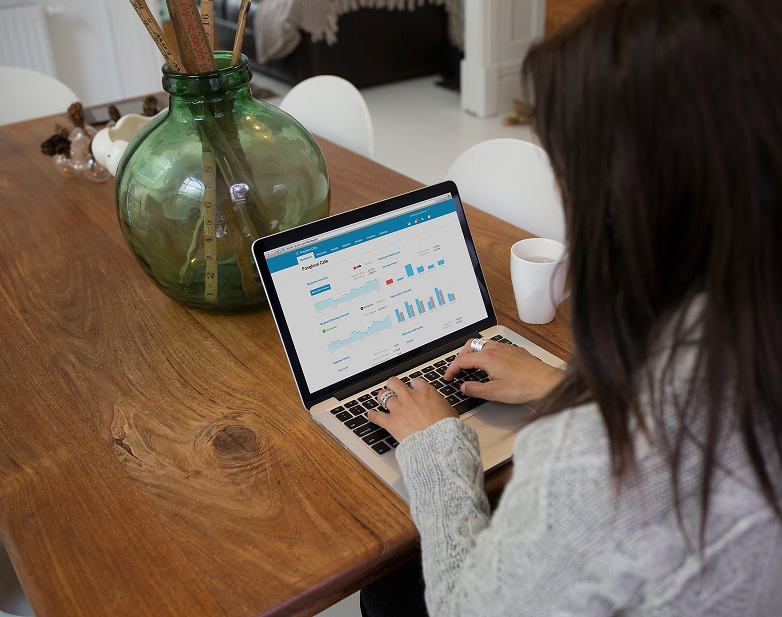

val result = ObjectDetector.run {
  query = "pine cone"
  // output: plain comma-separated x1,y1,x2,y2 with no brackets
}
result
68,102,86,128
41,134,72,157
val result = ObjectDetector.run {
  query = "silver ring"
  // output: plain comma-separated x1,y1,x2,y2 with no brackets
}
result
379,390,398,409
470,338,488,353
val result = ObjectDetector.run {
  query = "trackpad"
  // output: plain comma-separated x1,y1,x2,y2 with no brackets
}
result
466,401,533,471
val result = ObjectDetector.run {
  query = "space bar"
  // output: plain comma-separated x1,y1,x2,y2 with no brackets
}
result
453,397,486,416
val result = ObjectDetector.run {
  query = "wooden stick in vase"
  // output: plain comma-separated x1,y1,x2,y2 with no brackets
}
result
200,0,214,52
128,0,184,72
166,2,195,71
167,0,216,73
231,0,252,66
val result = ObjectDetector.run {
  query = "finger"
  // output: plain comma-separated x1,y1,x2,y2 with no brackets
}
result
407,376,428,389
443,350,485,381
407,377,441,395
367,408,391,429
376,389,401,412
386,376,407,393
459,378,498,400
383,396,401,415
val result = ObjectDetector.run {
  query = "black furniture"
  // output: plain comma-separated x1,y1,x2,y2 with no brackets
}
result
213,0,452,87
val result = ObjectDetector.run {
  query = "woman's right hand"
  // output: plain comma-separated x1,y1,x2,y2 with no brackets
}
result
443,339,565,404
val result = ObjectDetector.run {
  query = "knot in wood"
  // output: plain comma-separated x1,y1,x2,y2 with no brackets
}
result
210,425,257,462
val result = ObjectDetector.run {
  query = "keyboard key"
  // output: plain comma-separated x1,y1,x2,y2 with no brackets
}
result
434,360,447,367
351,404,367,416
429,379,444,390
335,410,353,422
364,399,379,409
371,389,382,396
330,406,345,414
453,397,486,416
436,366,447,376
345,400,359,408
446,355,457,362
371,441,393,455
424,371,439,382
345,415,368,430
354,422,382,437
446,395,461,406
363,429,391,445
386,437,399,448
358,394,372,402
401,376,411,384
440,385,457,395
422,366,435,373
410,371,422,378
474,370,489,381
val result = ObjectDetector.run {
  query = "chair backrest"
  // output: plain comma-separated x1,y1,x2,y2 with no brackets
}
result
0,67,79,126
279,75,375,159
446,138,566,243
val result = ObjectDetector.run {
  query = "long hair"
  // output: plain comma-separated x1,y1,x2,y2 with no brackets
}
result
523,0,782,540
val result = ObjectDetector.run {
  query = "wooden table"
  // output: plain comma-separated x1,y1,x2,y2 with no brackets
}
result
0,112,571,617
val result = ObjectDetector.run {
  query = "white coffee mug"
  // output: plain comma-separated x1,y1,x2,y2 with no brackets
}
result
510,238,568,324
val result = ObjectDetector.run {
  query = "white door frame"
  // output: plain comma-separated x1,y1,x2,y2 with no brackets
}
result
460,0,546,117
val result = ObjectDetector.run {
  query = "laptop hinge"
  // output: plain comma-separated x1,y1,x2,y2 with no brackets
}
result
332,333,480,402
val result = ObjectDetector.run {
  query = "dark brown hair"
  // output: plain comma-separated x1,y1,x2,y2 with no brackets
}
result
523,0,782,540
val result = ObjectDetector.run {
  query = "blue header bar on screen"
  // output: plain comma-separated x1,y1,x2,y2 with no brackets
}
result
266,198,457,273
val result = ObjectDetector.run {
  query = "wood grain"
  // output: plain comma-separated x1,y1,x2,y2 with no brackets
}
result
0,114,572,616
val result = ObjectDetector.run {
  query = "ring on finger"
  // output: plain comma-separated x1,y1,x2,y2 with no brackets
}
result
470,338,488,353
379,389,398,409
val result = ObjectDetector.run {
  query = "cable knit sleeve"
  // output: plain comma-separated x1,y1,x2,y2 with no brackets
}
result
395,404,782,617
396,408,629,617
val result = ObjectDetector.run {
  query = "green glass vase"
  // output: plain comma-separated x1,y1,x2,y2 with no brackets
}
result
115,53,330,310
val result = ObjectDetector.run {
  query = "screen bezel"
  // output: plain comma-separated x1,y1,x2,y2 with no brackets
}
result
252,181,497,409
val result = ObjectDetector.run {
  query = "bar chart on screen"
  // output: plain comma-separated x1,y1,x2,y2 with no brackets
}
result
394,287,457,323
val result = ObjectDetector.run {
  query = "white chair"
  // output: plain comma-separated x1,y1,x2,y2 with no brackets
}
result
446,138,566,243
0,67,79,127
279,75,375,159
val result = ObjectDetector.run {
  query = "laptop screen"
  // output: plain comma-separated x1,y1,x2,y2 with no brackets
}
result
253,181,496,407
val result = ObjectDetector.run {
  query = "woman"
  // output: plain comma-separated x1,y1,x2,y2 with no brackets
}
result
360,0,782,615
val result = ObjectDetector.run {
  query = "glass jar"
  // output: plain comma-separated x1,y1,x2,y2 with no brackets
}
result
115,52,330,310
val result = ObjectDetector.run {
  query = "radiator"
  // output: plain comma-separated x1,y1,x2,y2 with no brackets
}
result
0,4,57,77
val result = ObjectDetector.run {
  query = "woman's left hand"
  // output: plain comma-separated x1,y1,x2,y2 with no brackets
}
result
367,376,457,442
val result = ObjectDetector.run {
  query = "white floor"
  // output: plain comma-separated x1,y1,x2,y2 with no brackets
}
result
254,73,534,186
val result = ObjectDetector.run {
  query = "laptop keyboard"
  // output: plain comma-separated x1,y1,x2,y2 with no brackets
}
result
329,335,517,456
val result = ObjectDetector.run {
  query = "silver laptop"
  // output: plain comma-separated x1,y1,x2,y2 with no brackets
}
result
251,181,565,501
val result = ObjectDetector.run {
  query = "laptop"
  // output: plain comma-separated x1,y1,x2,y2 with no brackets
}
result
251,181,565,501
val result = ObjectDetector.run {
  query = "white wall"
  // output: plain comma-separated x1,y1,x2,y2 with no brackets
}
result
33,0,163,105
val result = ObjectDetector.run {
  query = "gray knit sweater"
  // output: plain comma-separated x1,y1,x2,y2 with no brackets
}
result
396,406,782,616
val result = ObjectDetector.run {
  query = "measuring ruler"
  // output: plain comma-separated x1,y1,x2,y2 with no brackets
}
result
200,0,214,51
129,0,184,73
167,0,216,72
201,146,218,301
